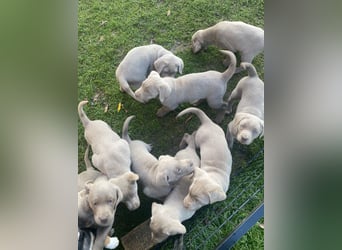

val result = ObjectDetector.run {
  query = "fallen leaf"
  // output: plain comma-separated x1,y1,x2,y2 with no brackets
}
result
99,35,105,42
167,9,171,16
99,20,108,26
117,102,122,112
104,104,109,113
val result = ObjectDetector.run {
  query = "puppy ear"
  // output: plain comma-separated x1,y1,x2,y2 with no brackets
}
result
158,83,172,103
128,172,139,182
151,202,162,214
84,181,93,194
149,70,160,77
177,59,184,74
166,221,186,236
208,189,227,204
115,187,123,204
154,58,166,75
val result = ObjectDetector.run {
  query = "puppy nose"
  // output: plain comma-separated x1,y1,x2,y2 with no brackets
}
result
241,134,249,142
100,217,108,224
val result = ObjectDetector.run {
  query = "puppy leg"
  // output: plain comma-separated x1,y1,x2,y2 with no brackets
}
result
104,236,119,249
157,106,173,117
226,87,242,114
226,122,235,149
92,226,112,250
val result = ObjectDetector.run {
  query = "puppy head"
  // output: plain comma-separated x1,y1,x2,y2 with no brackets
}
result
110,172,140,211
233,113,264,145
154,54,184,77
150,203,186,244
85,177,123,227
191,30,204,53
183,168,226,210
156,155,194,186
135,71,171,103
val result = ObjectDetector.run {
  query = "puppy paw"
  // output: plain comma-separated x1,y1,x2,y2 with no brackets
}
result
104,236,119,249
156,106,170,117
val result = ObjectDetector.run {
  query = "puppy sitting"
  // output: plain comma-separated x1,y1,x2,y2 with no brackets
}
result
122,115,194,200
150,175,196,244
78,100,140,210
78,176,122,250
115,44,184,101
191,21,264,73
135,50,236,117
177,107,232,210
225,62,264,148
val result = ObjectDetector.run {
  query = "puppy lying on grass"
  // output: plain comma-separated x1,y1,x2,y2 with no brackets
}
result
225,62,264,148
135,50,236,118
150,175,196,244
116,44,184,101
191,21,264,73
122,115,194,200
78,100,140,210
177,107,232,210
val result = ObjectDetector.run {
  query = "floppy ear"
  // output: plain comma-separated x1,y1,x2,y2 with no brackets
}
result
208,189,227,204
158,83,172,103
114,186,123,205
165,221,186,235
177,59,184,74
154,58,166,75
84,181,93,194
151,202,162,214
128,172,139,182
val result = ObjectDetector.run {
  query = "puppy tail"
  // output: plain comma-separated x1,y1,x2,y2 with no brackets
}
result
220,50,236,81
177,107,211,125
122,115,135,143
240,62,258,78
78,100,90,127
117,76,140,102
84,144,94,171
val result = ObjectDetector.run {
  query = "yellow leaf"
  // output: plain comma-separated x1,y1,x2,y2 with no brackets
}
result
167,10,171,16
117,102,122,112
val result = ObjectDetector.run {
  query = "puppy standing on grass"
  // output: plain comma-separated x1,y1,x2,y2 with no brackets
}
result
78,100,140,210
135,50,236,118
115,44,184,101
177,107,232,210
122,115,195,200
191,21,264,73
225,62,264,148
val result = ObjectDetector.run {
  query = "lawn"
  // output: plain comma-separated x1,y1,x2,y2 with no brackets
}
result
78,0,264,249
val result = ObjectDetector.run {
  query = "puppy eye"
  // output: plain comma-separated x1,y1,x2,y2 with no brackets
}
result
107,199,113,204
176,168,181,173
93,202,97,206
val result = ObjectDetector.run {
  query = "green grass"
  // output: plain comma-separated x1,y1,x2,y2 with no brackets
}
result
78,0,264,249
